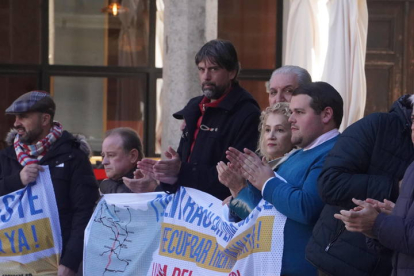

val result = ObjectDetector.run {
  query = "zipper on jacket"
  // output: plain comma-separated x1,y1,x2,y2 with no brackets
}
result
325,225,345,252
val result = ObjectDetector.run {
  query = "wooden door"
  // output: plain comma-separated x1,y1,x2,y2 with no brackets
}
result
365,0,414,115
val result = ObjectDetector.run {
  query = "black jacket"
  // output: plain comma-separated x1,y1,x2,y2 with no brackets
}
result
99,169,163,193
161,83,260,200
373,160,414,276
0,131,99,272
306,95,414,276
99,169,134,194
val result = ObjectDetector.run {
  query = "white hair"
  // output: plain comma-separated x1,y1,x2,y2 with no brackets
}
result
409,95,414,107
266,65,312,92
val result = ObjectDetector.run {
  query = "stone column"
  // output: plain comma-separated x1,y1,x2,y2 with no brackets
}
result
161,0,217,155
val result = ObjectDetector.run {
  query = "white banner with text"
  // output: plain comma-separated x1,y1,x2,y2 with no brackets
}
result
84,187,286,276
0,167,62,275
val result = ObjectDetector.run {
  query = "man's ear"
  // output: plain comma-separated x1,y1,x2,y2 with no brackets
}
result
321,107,334,124
41,113,51,126
229,69,237,81
129,148,139,163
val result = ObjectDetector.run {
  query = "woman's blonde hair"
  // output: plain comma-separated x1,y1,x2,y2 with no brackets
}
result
257,102,292,161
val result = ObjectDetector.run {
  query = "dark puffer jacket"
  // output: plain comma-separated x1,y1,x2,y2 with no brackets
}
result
306,95,414,276
99,169,134,194
99,168,163,194
373,160,414,276
0,130,99,272
161,83,260,200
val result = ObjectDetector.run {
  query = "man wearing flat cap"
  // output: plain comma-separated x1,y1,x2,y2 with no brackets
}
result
0,91,99,275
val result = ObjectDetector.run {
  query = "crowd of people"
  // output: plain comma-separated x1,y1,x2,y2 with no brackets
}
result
1,39,413,276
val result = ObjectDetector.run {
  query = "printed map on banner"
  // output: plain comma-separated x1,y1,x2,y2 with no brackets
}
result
84,192,164,275
84,187,286,276
0,167,62,275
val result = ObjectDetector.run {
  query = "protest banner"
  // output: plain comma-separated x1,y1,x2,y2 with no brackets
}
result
0,167,61,276
84,187,286,276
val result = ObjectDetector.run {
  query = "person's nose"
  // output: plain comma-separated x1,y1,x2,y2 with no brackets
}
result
102,156,109,165
202,70,211,82
14,117,22,128
269,129,277,139
275,93,286,103
288,114,295,124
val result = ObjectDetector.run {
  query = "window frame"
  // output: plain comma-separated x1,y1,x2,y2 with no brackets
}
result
0,0,161,157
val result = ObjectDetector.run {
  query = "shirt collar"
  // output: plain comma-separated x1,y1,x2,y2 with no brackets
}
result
303,128,340,151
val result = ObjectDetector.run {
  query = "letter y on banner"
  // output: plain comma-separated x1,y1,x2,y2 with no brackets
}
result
0,167,62,274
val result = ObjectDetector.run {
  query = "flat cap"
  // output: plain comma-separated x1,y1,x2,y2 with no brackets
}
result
5,91,55,116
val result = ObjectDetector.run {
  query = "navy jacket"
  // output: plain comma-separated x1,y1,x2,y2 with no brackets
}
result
306,95,414,276
373,160,414,276
161,83,260,200
0,131,99,272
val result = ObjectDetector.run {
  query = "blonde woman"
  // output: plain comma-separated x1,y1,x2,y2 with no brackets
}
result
217,102,296,219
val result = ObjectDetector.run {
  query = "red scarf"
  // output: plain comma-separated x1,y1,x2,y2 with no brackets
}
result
188,88,231,160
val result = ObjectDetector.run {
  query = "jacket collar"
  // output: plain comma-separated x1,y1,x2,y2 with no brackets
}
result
390,94,413,134
173,82,258,120
215,82,255,111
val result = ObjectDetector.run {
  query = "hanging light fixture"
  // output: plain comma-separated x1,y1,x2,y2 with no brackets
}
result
101,0,127,16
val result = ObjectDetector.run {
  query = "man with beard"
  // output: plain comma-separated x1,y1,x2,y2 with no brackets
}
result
138,39,261,200
0,91,99,275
